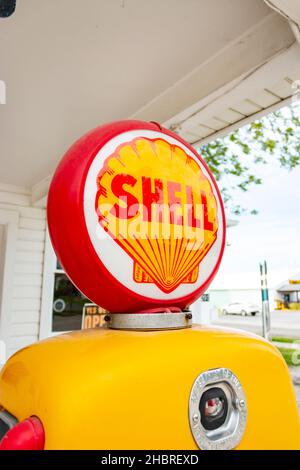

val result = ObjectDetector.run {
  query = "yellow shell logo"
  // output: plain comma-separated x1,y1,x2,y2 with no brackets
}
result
95,138,218,293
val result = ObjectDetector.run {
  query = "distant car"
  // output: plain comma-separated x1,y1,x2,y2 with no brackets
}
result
222,302,260,316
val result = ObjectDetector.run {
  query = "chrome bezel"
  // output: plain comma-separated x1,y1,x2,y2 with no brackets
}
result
189,368,247,450
107,311,192,330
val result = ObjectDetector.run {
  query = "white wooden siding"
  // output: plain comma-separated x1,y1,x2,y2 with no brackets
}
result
0,184,46,358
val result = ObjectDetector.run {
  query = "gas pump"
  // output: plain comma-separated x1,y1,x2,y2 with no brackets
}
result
0,120,299,450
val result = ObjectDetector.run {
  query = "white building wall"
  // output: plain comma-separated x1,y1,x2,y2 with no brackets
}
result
0,184,46,359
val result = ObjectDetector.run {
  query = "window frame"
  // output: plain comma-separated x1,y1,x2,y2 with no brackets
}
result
0,209,19,358
40,228,61,339
40,227,108,339
40,228,88,339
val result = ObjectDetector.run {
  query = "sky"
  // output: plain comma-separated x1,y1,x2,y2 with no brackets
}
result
209,142,300,290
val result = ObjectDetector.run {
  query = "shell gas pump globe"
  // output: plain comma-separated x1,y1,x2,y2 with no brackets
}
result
0,120,299,451
47,120,225,312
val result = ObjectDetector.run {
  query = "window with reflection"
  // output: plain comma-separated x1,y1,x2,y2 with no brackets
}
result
52,262,107,332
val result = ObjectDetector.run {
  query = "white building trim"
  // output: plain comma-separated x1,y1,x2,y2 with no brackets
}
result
0,209,19,353
0,187,46,359
163,42,300,146
39,229,57,340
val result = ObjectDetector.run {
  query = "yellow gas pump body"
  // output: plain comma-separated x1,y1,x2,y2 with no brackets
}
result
0,325,299,450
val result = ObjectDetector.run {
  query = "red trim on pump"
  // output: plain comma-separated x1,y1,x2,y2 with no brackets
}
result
0,417,45,450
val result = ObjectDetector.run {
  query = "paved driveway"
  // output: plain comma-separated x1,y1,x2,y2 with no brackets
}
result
213,310,300,339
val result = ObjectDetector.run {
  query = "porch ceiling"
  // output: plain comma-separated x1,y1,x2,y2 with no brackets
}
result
164,43,300,146
0,0,298,189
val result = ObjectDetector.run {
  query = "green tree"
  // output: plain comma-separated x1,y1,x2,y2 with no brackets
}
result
199,102,300,215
